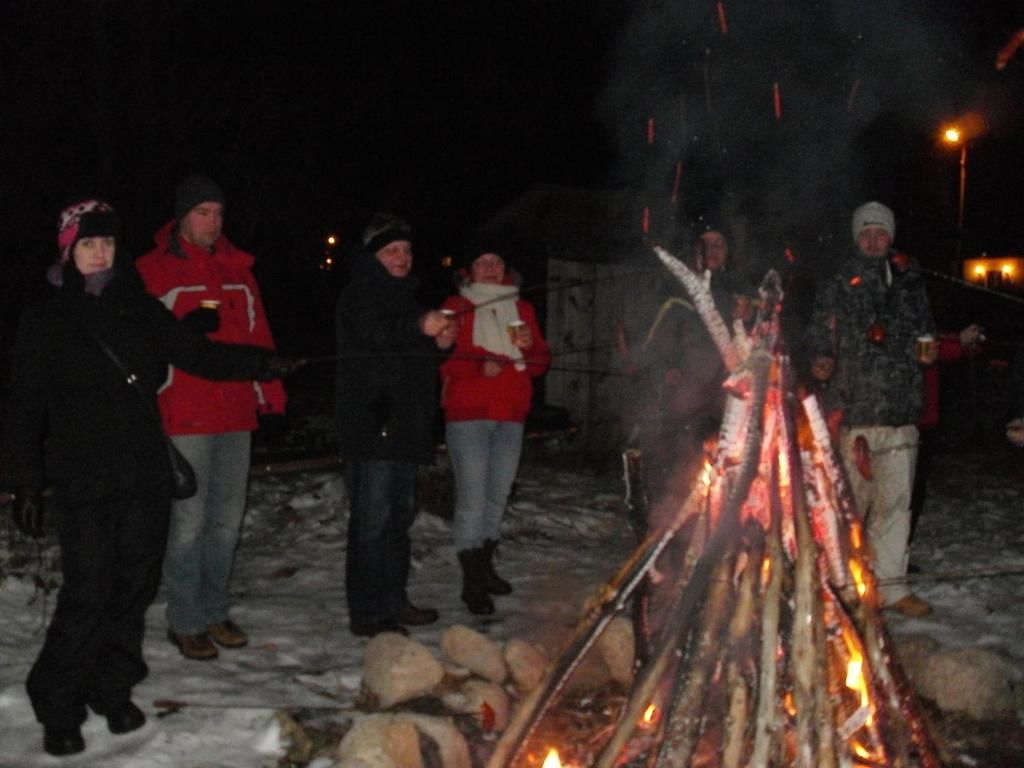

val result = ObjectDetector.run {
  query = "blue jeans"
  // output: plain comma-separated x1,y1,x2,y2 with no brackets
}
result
344,460,418,624
163,431,251,634
446,420,524,551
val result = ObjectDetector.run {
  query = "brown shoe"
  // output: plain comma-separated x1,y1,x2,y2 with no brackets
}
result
207,620,248,648
167,629,219,660
886,594,933,618
397,602,439,626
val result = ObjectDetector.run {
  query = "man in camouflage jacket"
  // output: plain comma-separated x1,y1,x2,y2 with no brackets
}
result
806,201,937,617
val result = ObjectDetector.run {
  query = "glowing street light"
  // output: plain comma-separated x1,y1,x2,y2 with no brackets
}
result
941,124,968,238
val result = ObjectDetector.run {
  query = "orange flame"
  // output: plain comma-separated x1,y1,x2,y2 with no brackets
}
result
849,521,862,550
700,460,713,487
542,748,562,768
761,556,771,588
842,626,873,726
849,558,868,598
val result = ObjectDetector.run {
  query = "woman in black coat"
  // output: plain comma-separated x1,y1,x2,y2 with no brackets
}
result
0,199,284,757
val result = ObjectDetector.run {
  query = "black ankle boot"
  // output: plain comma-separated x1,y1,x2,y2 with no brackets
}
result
458,548,495,615
44,726,85,756
482,538,513,595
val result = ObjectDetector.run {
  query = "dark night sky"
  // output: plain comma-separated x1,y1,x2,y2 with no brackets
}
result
2,0,1023,346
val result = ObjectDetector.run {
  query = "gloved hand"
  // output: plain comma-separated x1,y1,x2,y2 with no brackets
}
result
259,353,307,381
258,413,289,441
12,488,44,538
181,306,221,334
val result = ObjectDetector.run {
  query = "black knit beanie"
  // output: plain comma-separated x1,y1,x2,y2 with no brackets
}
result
362,212,412,254
175,174,225,219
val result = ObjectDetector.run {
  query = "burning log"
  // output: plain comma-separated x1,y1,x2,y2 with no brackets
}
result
487,255,941,768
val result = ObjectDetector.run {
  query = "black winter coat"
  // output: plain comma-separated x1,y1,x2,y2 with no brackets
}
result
335,252,441,464
0,262,268,503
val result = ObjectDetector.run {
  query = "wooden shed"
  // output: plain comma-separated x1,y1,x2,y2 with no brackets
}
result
484,185,696,454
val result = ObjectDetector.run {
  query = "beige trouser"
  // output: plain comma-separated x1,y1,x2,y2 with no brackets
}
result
840,425,919,605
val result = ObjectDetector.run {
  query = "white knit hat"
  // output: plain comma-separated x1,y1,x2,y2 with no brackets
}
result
851,201,895,241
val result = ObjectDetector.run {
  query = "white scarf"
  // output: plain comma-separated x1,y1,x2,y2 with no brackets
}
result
460,282,525,371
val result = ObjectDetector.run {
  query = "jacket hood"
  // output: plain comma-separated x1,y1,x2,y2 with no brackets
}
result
151,219,254,270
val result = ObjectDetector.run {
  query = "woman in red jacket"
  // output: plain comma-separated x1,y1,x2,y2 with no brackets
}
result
441,243,550,614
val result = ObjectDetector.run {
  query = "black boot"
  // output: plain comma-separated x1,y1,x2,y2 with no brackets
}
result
43,726,85,756
458,549,495,615
482,538,513,595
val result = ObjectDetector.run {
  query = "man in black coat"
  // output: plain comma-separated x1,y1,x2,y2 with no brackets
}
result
335,213,456,637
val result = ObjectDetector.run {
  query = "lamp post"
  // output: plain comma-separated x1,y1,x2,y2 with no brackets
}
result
942,126,968,260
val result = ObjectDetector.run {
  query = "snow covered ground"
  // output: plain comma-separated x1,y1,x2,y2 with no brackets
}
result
0,438,1022,767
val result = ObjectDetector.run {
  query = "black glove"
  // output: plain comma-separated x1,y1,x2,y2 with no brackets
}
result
259,353,307,381
258,413,289,441
12,488,44,538
181,306,221,334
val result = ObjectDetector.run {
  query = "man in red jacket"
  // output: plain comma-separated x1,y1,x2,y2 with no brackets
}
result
137,175,287,660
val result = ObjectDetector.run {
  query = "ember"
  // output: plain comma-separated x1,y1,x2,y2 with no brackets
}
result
486,250,941,767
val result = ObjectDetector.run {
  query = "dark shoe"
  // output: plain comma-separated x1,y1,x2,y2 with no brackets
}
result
167,628,219,660
397,602,439,626
44,726,85,756
482,538,513,595
458,549,495,615
104,701,146,735
350,619,409,638
207,619,248,648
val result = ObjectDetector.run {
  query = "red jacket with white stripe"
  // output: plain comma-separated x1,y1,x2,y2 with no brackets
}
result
135,221,286,435
440,295,550,424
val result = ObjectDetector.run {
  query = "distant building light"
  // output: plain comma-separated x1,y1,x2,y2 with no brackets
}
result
327,235,337,246
441,255,454,268
1002,264,1014,276
973,265,985,276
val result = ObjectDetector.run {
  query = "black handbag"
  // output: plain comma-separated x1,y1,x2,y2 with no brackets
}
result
82,328,198,500
166,441,198,500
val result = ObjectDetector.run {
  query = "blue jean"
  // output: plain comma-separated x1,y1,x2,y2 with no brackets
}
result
163,431,251,634
344,460,418,624
446,420,524,551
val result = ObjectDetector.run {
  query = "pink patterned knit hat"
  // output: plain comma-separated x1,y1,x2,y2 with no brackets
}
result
57,199,116,263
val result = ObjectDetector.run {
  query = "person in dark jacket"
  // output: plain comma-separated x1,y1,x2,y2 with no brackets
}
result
0,199,291,757
440,241,550,615
335,213,456,637
806,201,936,618
619,218,742,517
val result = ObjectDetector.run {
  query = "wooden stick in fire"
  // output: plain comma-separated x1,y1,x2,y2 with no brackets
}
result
654,550,739,766
485,480,709,768
749,459,785,768
652,246,740,372
780,363,833,768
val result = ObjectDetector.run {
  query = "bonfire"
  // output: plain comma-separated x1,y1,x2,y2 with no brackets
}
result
485,249,941,767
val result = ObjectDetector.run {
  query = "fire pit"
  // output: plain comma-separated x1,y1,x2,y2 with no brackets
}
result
486,253,941,767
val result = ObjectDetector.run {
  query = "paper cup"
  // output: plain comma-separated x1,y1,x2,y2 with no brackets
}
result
915,334,936,361
507,320,527,343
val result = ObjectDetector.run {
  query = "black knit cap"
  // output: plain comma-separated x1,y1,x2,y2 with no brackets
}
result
462,230,514,269
175,174,225,219
362,212,412,254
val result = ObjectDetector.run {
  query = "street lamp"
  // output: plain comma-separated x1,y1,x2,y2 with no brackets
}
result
941,125,968,257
